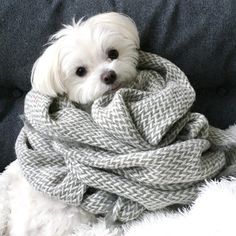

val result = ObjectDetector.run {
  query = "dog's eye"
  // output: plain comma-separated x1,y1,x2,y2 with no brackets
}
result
107,49,119,60
76,67,87,77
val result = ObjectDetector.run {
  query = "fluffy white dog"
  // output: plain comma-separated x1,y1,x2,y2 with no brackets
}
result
1,12,236,236
31,12,139,104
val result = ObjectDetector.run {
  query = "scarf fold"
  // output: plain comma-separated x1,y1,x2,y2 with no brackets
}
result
16,51,227,223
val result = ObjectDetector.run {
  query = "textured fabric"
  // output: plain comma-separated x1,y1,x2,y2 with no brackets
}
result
1,0,236,173
16,51,229,224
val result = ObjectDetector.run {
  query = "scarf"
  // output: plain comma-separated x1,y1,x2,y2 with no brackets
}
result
16,51,229,224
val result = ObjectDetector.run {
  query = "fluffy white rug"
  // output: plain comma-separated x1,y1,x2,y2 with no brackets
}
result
1,162,236,236
72,178,236,236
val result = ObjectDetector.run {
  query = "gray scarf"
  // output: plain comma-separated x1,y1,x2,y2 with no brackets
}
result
16,51,230,224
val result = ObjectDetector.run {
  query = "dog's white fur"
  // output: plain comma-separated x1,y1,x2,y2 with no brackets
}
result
31,12,140,104
1,12,236,236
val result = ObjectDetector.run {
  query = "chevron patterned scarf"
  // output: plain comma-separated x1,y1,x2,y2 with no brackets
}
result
16,51,228,224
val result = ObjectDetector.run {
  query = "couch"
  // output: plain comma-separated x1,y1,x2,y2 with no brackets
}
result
1,0,236,173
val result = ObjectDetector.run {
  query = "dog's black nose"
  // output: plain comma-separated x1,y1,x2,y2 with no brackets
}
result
101,70,117,85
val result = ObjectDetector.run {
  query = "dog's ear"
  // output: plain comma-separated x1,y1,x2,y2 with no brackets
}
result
31,42,65,97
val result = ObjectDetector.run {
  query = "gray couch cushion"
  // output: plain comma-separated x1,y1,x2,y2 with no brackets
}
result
0,0,236,172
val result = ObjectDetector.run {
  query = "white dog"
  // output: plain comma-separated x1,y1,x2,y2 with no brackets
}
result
1,12,236,236
0,12,140,236
31,12,139,104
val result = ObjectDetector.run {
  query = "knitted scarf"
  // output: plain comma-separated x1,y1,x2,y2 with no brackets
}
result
16,51,229,224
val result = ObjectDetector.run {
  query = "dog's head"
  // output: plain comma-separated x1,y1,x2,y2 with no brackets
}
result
31,12,140,104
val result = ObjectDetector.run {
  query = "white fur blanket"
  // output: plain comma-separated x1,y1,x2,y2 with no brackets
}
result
1,160,236,236
74,178,236,236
